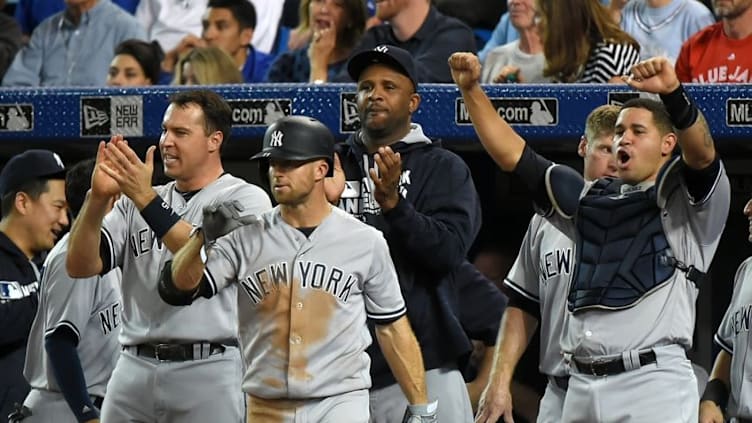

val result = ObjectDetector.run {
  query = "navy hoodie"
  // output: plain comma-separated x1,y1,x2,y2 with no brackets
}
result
335,123,482,389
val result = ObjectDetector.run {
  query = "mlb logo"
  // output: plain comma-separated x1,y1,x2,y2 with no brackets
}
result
270,130,284,147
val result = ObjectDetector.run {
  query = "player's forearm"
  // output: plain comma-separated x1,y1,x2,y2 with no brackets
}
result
66,194,109,277
490,307,538,388
375,315,428,405
170,232,206,291
467,344,496,410
660,83,716,170
709,349,731,386
458,83,526,172
679,111,717,170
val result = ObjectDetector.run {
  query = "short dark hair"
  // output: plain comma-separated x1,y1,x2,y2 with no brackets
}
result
620,98,675,135
1,179,50,218
65,159,96,219
114,39,165,85
169,90,234,151
208,0,257,29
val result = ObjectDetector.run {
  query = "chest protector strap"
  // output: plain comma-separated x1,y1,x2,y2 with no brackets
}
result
568,178,704,313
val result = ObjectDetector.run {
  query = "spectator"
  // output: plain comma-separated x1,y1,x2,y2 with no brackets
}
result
163,0,273,83
18,159,121,423
0,0,22,82
2,0,146,87
478,12,519,64
482,0,548,84
619,0,715,64
433,0,506,30
172,46,243,85
136,0,207,52
107,39,163,86
331,0,477,83
676,0,752,83
0,150,67,423
248,0,284,54
538,0,640,82
14,0,139,37
265,0,367,83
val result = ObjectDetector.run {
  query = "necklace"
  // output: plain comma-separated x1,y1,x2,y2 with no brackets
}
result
633,0,687,32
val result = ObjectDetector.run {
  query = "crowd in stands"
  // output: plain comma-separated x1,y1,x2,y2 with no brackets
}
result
0,0,746,87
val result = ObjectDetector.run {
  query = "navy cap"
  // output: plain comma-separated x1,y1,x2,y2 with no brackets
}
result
347,45,418,89
0,149,67,196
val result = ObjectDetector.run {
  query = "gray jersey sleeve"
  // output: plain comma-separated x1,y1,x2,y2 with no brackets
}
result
504,215,545,302
100,196,133,271
203,231,244,295
363,232,406,324
41,239,98,341
714,257,752,354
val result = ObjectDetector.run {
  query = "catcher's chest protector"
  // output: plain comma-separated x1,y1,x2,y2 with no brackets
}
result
568,178,675,312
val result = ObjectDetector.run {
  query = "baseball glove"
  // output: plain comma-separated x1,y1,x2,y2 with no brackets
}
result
202,200,258,244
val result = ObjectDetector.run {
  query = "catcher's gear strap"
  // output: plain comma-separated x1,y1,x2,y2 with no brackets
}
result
158,260,212,306
545,164,586,219
512,144,555,215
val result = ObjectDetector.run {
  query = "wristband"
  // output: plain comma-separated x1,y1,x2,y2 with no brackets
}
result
701,379,728,411
139,195,181,239
659,84,699,130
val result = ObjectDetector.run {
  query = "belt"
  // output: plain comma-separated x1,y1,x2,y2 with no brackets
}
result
128,339,237,362
549,375,569,390
572,350,656,376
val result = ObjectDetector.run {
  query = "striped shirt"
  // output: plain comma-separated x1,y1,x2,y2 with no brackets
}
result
575,41,641,83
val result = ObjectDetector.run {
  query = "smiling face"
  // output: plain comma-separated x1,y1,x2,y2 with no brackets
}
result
613,107,676,185
18,179,69,255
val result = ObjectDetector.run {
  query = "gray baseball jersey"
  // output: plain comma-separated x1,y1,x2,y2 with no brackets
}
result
555,157,730,356
504,214,572,377
100,173,272,345
24,234,121,396
715,257,752,419
203,206,406,399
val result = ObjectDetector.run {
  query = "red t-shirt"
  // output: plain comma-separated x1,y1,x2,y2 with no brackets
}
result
676,22,752,83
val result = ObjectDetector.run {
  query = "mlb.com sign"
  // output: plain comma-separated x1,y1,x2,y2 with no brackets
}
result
727,98,752,126
455,97,558,126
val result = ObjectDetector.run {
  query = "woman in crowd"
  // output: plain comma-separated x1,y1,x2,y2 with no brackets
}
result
538,0,640,83
107,39,164,87
266,0,367,83
172,46,243,85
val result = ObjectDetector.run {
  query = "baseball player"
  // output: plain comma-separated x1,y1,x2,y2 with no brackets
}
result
451,52,729,422
16,159,121,423
0,150,67,423
65,90,272,422
327,44,482,423
476,104,621,423
160,115,438,422
699,197,752,423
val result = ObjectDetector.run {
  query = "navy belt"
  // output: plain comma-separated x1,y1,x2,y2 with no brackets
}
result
128,339,237,362
572,350,656,376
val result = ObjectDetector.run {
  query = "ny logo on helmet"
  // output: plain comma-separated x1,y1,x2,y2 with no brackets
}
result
270,130,284,147
375,45,389,53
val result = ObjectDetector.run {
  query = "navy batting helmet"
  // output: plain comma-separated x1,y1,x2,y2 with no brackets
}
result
251,115,335,178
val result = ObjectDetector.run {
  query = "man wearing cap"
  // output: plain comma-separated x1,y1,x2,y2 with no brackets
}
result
331,0,477,83
161,115,438,422
325,44,481,422
0,149,68,423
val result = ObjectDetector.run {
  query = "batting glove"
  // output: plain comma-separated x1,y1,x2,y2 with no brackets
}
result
201,200,258,244
401,400,438,423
